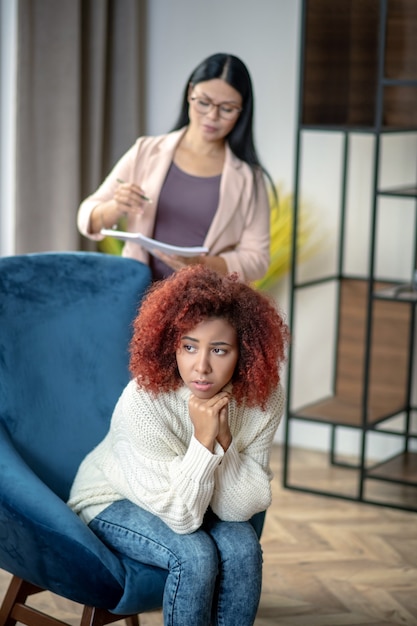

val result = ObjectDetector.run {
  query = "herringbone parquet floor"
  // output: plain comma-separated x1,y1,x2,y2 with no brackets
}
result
1,445,416,626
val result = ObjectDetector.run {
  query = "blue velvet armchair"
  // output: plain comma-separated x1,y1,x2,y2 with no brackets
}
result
0,251,266,626
0,252,169,626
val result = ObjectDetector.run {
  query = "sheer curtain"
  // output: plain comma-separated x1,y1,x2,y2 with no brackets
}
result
15,0,146,253
0,0,17,257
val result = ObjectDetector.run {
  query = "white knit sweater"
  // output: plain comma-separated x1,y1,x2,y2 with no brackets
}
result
68,380,284,534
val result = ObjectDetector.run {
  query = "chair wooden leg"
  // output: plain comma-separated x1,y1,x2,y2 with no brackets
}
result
0,576,140,626
80,607,140,626
0,576,45,626
124,616,140,626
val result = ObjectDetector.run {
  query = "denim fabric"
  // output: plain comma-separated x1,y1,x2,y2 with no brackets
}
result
89,499,263,626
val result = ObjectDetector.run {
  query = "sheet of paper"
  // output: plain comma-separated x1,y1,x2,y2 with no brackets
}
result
100,228,208,257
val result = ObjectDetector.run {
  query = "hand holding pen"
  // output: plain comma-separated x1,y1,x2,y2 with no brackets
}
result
91,178,152,234
114,178,152,218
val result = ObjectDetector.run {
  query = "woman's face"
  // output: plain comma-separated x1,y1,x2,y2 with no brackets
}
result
187,79,242,142
176,317,239,399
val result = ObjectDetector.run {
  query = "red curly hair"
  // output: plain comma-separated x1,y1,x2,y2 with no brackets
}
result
129,265,289,409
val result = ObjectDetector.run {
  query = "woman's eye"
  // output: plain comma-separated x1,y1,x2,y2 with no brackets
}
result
198,99,211,108
219,105,234,114
213,348,226,355
184,344,196,353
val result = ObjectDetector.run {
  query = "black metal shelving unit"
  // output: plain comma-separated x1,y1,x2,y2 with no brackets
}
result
284,0,417,512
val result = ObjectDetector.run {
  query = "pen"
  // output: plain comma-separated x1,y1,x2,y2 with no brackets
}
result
116,178,152,203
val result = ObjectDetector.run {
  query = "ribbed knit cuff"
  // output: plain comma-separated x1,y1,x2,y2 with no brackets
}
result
180,435,224,483
215,440,240,484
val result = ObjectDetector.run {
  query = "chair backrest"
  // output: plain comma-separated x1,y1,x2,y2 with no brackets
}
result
0,252,151,500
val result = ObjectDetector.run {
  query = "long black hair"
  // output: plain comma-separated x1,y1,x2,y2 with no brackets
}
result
171,53,275,194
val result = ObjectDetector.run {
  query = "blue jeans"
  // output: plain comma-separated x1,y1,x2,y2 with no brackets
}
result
89,500,263,626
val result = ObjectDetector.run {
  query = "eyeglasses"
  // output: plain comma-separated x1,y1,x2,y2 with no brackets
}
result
190,93,242,121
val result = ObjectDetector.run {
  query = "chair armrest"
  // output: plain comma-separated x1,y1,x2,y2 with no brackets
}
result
0,425,168,614
0,425,124,608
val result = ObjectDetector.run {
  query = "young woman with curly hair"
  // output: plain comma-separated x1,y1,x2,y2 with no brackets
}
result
68,265,289,626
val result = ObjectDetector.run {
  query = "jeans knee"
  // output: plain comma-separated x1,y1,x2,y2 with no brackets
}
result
218,524,263,573
172,534,219,582
241,536,263,572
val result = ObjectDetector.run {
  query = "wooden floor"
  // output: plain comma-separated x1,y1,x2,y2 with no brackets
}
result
1,445,416,626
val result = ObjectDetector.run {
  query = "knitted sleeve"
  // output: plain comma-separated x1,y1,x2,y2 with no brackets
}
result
99,381,223,534
210,384,285,521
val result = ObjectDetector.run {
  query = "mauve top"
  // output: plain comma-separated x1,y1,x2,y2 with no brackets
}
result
151,162,221,280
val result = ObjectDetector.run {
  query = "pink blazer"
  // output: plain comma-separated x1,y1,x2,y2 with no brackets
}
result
77,128,271,281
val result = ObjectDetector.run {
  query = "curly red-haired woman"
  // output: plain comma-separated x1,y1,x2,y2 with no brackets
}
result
68,265,289,626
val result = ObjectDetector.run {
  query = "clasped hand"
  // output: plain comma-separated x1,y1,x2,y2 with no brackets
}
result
188,391,232,453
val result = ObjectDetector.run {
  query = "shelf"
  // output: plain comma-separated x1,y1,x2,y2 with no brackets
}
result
302,0,379,127
292,396,406,427
286,447,417,510
385,0,417,81
383,78,417,86
302,0,417,128
378,185,417,198
384,85,417,127
367,452,417,485
374,284,417,303
300,124,417,133
290,279,411,427
286,0,417,513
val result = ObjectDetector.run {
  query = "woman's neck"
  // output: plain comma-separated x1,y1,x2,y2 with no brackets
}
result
180,127,226,158
174,128,226,177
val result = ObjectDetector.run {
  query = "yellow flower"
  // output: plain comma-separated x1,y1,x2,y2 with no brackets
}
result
254,185,319,291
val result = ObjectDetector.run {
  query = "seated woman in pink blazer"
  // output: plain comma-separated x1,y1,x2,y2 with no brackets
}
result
77,53,274,283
